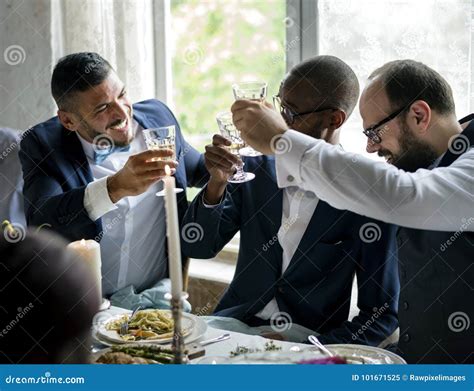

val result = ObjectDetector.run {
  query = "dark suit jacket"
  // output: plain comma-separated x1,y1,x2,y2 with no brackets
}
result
182,156,399,346
19,99,208,241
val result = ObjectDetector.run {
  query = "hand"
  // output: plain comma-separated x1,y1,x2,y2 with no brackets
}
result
107,149,178,203
231,100,289,155
204,134,241,183
203,134,242,205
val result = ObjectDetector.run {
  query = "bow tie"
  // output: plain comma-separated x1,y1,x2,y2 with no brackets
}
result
93,144,131,164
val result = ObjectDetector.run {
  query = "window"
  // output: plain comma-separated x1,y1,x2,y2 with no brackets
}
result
318,0,473,155
170,0,287,153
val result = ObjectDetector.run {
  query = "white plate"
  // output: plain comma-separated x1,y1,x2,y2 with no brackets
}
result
94,311,208,346
325,344,406,364
195,344,405,365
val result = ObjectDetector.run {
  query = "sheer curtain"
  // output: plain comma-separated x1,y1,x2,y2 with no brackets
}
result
317,0,473,155
51,0,156,103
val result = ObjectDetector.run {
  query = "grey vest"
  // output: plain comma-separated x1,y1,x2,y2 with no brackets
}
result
397,116,474,363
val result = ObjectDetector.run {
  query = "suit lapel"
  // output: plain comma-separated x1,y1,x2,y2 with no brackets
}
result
259,158,284,273
61,127,93,185
283,199,346,279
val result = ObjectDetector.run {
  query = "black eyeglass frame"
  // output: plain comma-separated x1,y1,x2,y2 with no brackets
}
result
363,104,411,144
273,94,338,125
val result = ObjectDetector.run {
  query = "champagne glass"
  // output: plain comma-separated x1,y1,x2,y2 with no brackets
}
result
143,125,184,196
232,81,267,157
216,111,255,183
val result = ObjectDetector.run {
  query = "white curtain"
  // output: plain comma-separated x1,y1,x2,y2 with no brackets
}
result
51,0,156,103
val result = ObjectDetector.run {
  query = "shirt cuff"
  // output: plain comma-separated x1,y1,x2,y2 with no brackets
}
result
84,176,118,221
275,129,319,188
201,185,225,208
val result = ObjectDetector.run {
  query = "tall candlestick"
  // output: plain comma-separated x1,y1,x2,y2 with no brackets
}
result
163,165,183,298
67,239,102,299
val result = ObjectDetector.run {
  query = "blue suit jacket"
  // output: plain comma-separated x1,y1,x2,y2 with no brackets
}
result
19,99,208,242
182,156,399,346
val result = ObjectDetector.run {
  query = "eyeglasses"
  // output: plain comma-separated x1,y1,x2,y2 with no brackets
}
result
273,94,337,125
363,105,410,144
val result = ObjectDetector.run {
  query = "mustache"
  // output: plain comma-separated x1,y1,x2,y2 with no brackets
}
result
108,117,128,128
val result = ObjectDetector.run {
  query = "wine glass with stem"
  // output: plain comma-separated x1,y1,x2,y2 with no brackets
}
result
216,111,255,183
143,125,184,196
231,81,267,157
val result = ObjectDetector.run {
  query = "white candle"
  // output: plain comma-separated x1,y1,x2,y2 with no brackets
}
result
163,165,183,298
67,239,102,299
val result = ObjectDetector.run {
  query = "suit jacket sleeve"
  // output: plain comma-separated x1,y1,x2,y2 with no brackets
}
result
19,131,100,241
317,221,399,346
181,185,242,259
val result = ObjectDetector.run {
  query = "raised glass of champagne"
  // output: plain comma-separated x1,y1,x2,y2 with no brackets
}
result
231,81,267,157
216,111,255,184
143,125,183,196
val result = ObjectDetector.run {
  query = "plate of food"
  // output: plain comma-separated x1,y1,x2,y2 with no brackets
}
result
92,343,206,364
93,344,176,364
323,344,406,364
196,343,405,364
96,309,204,345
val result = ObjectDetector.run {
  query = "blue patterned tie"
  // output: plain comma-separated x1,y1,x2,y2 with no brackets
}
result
93,144,131,164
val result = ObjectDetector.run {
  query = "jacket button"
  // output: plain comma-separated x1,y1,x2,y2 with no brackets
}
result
402,333,410,342
403,301,409,310
278,286,285,294
287,175,294,182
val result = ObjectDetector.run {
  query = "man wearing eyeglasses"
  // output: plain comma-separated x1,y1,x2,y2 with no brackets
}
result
183,55,399,347
231,59,474,363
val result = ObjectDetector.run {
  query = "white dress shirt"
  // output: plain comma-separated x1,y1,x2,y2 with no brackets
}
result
255,186,319,320
203,180,320,320
275,129,474,232
79,121,167,296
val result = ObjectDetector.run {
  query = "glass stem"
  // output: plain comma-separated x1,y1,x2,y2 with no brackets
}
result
235,156,245,177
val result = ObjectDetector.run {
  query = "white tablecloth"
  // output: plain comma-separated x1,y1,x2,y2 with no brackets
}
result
92,306,313,359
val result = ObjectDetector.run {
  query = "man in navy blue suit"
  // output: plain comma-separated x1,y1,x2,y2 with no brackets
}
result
182,56,399,346
19,52,207,296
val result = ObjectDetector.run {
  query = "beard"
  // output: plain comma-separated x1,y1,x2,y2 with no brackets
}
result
379,119,439,172
78,116,134,148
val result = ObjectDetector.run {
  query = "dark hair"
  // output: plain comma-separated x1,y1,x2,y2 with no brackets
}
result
51,52,113,110
368,60,455,115
288,55,360,116
0,230,100,363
